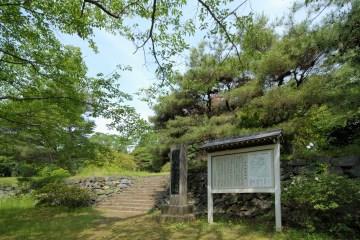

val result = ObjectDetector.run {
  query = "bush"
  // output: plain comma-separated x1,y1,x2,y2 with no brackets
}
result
160,162,170,172
14,163,37,177
282,169,360,238
18,167,71,191
39,166,71,178
34,182,93,208
0,162,13,177
93,149,137,171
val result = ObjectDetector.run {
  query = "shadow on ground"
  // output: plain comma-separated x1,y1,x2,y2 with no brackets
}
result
0,206,333,240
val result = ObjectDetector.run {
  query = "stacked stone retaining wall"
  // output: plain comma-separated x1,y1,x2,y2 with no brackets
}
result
188,155,360,216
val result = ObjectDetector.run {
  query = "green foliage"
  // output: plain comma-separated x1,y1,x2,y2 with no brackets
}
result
13,163,38,177
223,80,263,109
34,182,93,208
0,195,35,210
18,167,71,191
0,158,14,177
38,166,71,178
283,169,360,238
91,149,137,171
160,162,170,172
132,131,169,172
89,133,130,153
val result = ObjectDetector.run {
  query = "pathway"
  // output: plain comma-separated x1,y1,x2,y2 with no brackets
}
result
95,175,169,218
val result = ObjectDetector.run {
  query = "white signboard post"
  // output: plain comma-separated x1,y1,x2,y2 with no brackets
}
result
207,143,282,231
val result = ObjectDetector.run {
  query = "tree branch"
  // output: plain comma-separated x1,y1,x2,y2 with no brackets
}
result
84,0,122,18
0,48,38,71
83,0,141,19
197,0,241,61
221,0,248,21
0,95,86,103
136,0,157,49
0,115,40,127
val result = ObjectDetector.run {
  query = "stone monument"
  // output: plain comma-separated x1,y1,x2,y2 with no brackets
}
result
160,144,195,221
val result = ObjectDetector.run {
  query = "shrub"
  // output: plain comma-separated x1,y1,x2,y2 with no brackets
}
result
93,149,137,171
39,166,71,178
0,162,13,177
34,182,93,208
14,163,37,177
282,169,360,238
18,167,71,191
160,162,170,172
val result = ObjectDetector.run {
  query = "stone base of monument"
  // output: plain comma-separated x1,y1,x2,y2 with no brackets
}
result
159,204,195,222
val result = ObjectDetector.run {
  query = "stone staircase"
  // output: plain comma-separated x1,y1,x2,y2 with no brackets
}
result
95,175,169,218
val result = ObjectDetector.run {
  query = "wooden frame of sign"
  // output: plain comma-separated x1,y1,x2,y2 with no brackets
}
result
202,130,282,232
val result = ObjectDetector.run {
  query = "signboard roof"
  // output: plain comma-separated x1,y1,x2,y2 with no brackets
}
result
201,129,282,152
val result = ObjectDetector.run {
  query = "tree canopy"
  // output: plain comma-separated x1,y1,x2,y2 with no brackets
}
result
135,0,360,170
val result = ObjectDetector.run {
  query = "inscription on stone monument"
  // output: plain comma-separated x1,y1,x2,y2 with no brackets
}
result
171,149,180,194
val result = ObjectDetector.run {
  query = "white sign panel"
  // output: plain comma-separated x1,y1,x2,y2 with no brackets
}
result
247,150,273,188
211,150,273,190
207,144,281,231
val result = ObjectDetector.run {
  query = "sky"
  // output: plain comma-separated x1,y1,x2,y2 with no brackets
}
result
59,0,296,134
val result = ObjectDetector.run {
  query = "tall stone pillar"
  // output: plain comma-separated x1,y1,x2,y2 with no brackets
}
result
160,144,195,221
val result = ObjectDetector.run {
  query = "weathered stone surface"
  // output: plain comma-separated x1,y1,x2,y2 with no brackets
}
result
331,155,359,167
347,165,360,177
287,159,308,166
67,176,133,202
329,166,344,175
0,185,19,198
187,155,359,218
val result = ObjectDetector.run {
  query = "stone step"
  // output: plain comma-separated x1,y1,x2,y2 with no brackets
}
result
97,205,153,211
95,175,169,219
114,193,164,198
130,186,167,189
120,190,166,194
96,209,147,218
128,184,167,189
98,202,155,208
100,199,156,204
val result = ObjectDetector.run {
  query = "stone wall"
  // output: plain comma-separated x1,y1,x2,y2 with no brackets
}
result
188,155,360,216
0,185,19,198
65,176,133,202
0,176,134,200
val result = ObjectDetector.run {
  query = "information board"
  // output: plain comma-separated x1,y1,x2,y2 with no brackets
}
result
212,150,273,190
206,138,282,231
247,150,273,188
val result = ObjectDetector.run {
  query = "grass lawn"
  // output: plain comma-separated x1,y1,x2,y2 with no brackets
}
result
0,196,334,240
0,177,18,187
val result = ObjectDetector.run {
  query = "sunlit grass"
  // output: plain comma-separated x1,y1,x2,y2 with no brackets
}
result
0,195,102,240
0,177,18,186
0,196,334,240
0,195,34,210
81,212,334,240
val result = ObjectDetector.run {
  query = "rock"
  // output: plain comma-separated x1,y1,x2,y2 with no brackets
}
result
120,179,131,185
288,159,308,166
329,166,344,175
331,156,359,167
88,177,96,183
316,156,332,163
347,165,360,177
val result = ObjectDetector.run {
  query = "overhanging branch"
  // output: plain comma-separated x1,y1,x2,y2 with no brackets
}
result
197,0,241,62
